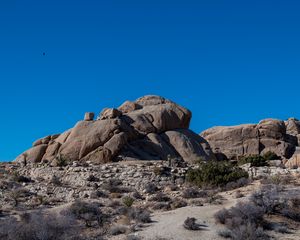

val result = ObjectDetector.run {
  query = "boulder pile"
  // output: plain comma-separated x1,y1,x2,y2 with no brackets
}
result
201,118,300,160
15,96,215,165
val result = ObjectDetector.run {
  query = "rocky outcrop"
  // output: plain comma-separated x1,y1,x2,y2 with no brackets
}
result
201,118,298,160
15,95,215,165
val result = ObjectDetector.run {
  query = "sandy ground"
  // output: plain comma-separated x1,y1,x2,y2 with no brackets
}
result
129,182,300,240
135,193,237,240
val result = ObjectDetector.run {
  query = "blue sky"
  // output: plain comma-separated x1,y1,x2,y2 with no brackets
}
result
1,0,300,161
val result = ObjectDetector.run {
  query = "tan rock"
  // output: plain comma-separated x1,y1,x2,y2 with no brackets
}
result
15,95,213,165
285,154,300,168
84,112,94,121
118,101,142,113
201,118,297,160
98,108,122,120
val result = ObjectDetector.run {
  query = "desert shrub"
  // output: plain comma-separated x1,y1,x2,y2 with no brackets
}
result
153,166,164,176
0,211,77,240
90,190,108,199
182,188,208,199
224,177,250,191
281,208,300,222
186,161,249,188
170,198,187,209
149,192,170,202
110,225,127,235
50,175,61,186
55,154,68,167
63,200,104,227
87,175,99,182
239,155,268,167
274,225,289,233
12,173,32,183
231,223,269,240
250,186,300,222
144,182,158,194
122,196,134,207
127,207,151,223
108,200,122,208
214,208,230,224
214,202,267,240
214,202,264,227
131,191,143,200
261,174,292,185
126,235,141,240
151,202,171,211
263,151,280,161
183,217,200,230
103,179,132,193
249,187,281,214
217,229,232,238
9,188,31,207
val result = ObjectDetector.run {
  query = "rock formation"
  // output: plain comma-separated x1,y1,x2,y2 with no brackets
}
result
15,95,215,165
201,118,300,160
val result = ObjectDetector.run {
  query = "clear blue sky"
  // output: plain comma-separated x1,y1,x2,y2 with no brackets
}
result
1,0,300,161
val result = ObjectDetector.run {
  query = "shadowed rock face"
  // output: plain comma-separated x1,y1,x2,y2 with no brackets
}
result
201,118,300,160
15,95,215,165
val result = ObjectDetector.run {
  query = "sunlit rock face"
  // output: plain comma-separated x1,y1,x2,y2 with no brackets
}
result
15,95,215,165
201,118,299,160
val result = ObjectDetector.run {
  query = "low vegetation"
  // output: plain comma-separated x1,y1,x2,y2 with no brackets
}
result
62,200,105,227
186,161,249,188
0,211,77,240
214,184,300,239
239,151,280,167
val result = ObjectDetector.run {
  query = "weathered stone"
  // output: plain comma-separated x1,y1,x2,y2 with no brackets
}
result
285,154,300,168
84,112,95,121
201,118,297,160
15,95,215,165
98,108,122,120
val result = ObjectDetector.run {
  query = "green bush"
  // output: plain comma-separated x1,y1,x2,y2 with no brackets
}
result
263,151,280,160
122,196,134,207
186,161,249,188
239,155,268,167
55,154,68,167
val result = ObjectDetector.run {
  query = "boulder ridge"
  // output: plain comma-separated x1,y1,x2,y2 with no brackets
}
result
201,118,300,160
15,95,215,165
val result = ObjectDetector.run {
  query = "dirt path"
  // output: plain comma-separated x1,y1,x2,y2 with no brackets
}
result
136,192,238,240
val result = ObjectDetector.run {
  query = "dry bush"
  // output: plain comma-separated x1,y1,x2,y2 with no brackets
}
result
50,175,61,186
110,225,127,235
127,207,152,223
86,175,100,182
102,179,133,193
62,200,105,227
151,202,171,211
0,211,77,240
90,190,108,199
261,174,293,185
214,202,266,239
144,182,158,194
148,192,170,202
9,188,30,207
170,198,187,209
224,177,250,191
182,188,208,199
183,217,200,230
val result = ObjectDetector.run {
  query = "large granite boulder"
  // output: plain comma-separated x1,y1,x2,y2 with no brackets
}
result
201,118,298,160
15,95,215,165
